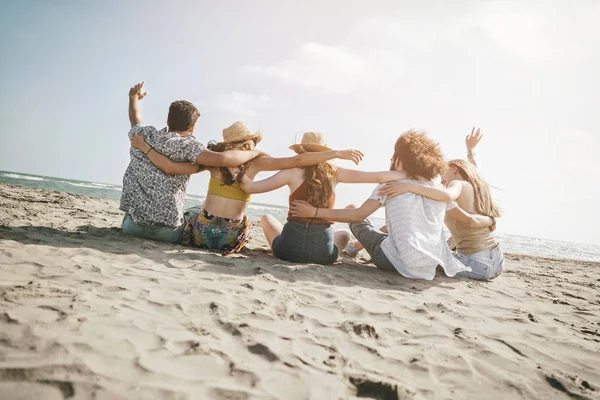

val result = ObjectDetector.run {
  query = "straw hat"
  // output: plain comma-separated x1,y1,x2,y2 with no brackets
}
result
222,121,262,144
289,132,332,153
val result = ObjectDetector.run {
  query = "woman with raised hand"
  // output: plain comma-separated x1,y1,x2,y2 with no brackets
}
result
238,132,407,265
378,128,504,280
130,122,363,254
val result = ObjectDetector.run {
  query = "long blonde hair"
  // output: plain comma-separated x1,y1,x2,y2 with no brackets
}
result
449,159,501,218
304,161,336,208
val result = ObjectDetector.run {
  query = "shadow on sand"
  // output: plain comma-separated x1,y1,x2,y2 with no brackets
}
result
0,224,460,293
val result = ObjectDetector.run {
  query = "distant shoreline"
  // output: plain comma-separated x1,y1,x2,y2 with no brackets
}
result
1,171,599,263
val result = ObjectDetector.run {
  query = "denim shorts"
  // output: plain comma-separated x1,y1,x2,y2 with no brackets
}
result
272,220,338,265
454,245,505,280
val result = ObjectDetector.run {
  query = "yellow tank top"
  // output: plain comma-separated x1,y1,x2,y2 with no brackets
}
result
207,178,251,202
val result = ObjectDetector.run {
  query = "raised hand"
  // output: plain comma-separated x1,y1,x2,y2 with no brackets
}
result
378,182,413,199
129,82,148,101
130,133,147,149
290,200,317,218
465,127,482,152
338,149,364,165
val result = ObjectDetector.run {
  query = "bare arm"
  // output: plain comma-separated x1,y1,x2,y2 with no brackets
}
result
130,135,202,175
446,207,494,229
336,167,407,184
128,82,147,127
290,199,381,223
239,170,293,194
465,127,481,169
196,149,263,168
378,180,462,202
250,149,364,172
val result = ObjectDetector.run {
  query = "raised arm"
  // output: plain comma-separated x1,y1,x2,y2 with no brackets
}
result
465,127,481,169
239,169,293,194
336,167,407,184
446,206,495,230
128,82,147,127
195,149,264,168
290,198,381,223
378,180,462,202
250,149,364,172
130,134,202,175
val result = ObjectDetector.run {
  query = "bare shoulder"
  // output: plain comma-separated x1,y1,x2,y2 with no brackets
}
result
290,168,304,177
246,156,270,176
459,180,474,192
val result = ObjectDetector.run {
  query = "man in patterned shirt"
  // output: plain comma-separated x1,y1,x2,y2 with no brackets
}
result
120,82,264,243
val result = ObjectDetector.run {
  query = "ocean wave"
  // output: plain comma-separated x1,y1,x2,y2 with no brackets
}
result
1,173,45,181
61,181,122,191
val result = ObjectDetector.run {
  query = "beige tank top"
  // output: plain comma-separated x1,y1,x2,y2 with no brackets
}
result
445,202,497,255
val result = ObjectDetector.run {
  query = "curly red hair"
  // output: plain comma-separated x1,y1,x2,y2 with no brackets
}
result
391,130,445,180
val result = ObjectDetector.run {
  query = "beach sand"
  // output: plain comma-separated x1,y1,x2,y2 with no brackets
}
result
0,183,598,400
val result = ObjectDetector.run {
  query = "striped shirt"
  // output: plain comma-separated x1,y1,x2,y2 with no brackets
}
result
369,180,469,280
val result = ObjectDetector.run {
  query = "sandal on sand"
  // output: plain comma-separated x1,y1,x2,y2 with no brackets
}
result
345,242,359,257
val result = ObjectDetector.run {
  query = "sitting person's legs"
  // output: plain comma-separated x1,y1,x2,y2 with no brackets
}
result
346,206,395,272
122,205,201,244
334,230,351,255
454,246,504,280
346,225,387,256
260,214,284,250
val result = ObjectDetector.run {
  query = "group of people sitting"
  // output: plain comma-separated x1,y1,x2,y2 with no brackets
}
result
121,82,504,281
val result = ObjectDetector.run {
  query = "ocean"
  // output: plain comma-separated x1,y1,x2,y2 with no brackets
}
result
1,170,599,263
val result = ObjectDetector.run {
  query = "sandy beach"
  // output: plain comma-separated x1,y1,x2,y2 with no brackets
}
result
0,182,598,399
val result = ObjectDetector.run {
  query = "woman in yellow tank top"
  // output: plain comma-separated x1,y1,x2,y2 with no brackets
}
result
378,128,504,280
130,121,364,254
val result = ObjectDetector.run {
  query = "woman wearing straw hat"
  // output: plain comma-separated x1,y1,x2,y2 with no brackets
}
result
130,121,364,254
238,132,407,265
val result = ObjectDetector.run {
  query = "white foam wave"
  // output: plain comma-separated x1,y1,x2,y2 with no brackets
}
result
62,181,122,191
1,173,45,181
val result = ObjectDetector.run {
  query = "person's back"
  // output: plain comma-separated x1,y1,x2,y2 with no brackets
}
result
269,165,340,264
373,179,466,279
120,84,205,244
182,122,260,253
121,126,204,227
443,158,503,279
240,132,352,265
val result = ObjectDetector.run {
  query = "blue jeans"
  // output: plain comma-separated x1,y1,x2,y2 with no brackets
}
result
121,206,202,244
454,245,504,280
272,220,338,265
349,219,397,272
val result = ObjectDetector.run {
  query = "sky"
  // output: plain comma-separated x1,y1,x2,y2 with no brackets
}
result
1,0,599,245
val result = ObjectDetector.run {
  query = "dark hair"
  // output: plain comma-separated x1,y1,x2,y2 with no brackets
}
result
391,130,445,180
207,138,257,186
167,101,200,132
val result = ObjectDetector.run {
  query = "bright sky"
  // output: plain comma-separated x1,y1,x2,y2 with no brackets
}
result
1,1,599,245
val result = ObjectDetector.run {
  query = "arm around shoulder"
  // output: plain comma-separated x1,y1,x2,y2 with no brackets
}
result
446,207,494,229
196,149,263,168
336,167,406,184
291,198,381,223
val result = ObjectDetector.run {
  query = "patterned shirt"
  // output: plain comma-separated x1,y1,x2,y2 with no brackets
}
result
120,125,205,227
369,180,469,280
